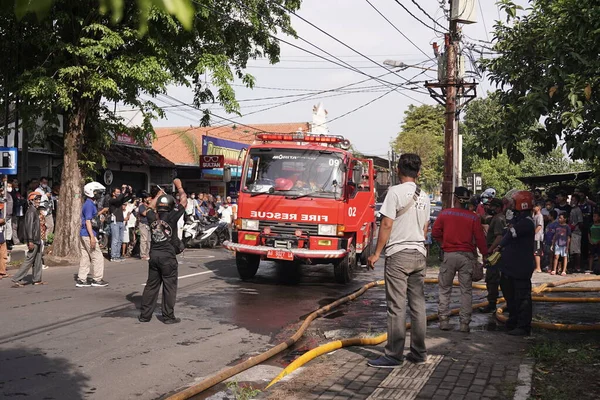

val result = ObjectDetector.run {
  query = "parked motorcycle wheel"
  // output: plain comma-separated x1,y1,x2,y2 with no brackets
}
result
207,233,218,249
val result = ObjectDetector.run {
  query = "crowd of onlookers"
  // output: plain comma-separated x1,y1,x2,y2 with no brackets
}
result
0,176,59,282
0,175,237,284
96,186,237,262
472,186,600,276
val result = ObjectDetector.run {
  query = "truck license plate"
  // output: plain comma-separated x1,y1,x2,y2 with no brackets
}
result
267,249,294,261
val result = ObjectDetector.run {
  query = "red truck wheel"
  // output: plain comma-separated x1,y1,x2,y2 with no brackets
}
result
236,253,260,281
334,243,356,284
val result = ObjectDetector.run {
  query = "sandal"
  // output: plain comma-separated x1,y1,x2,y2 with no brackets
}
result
0,273,11,279
11,282,26,288
561,271,567,276
33,281,48,285
550,271,556,275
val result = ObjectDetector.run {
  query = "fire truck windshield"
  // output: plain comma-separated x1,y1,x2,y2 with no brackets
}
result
243,148,344,197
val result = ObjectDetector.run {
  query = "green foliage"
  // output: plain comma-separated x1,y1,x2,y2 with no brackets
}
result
225,380,261,400
480,0,600,166
462,96,588,196
1,0,300,169
392,104,445,193
46,232,54,244
12,0,195,33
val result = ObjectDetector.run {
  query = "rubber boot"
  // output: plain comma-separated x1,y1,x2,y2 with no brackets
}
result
479,304,496,313
439,319,451,331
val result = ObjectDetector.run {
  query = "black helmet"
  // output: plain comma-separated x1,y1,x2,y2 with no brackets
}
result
156,194,175,213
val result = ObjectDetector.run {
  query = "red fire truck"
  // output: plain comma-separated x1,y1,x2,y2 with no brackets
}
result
224,132,377,283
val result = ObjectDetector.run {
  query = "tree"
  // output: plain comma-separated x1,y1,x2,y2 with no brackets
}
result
462,96,588,196
479,0,600,164
392,104,445,193
11,0,195,34
0,0,300,263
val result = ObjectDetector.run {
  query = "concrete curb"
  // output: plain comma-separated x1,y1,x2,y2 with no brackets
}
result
513,357,534,400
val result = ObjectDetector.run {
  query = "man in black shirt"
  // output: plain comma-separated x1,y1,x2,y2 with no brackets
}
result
109,186,132,262
139,179,187,324
554,191,572,220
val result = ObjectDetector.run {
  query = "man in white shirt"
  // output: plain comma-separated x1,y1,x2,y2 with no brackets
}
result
367,153,430,368
218,201,234,240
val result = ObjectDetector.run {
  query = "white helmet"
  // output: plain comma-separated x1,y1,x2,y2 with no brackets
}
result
482,188,496,199
84,181,106,199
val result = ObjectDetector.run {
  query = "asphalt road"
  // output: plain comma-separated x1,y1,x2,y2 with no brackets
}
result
0,248,382,400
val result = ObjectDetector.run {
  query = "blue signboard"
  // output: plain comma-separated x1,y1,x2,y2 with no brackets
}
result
0,147,18,175
201,136,247,165
201,136,248,181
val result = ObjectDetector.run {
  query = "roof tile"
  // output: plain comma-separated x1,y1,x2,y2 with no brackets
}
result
153,122,310,165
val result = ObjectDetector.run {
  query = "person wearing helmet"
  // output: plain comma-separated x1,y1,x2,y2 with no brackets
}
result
139,179,188,324
76,182,108,287
495,190,536,336
432,187,488,333
11,192,45,287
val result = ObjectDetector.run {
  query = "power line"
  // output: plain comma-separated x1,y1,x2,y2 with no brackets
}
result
409,0,448,32
317,88,396,126
191,0,428,105
230,81,429,93
364,0,436,63
477,0,490,42
245,65,406,70
392,0,441,32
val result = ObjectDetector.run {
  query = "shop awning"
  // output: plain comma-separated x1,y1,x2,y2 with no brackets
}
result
105,144,175,168
517,170,593,187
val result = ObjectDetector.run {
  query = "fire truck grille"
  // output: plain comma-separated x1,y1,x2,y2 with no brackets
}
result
259,221,319,236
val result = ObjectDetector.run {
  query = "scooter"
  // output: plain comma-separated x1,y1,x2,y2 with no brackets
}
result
182,215,228,248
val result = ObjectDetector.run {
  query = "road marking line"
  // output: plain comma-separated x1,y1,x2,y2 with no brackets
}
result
141,270,214,286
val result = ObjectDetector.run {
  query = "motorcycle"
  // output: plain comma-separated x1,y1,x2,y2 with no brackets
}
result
182,215,229,248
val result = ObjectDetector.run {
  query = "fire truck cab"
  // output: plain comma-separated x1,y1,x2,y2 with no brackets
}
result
224,132,377,284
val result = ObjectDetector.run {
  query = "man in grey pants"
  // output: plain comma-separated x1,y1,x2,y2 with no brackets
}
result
432,187,488,332
11,192,45,287
367,153,431,368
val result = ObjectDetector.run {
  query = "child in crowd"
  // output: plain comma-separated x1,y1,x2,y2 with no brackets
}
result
552,213,571,276
543,210,558,272
588,211,600,274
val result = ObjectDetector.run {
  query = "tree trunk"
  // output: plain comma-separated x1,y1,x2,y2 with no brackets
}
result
45,102,89,266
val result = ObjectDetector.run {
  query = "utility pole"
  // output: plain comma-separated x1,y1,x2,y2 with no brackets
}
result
425,0,478,209
442,13,458,209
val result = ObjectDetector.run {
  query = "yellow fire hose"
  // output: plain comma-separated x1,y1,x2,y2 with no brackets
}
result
167,276,600,398
165,280,385,400
265,297,505,389
267,276,600,389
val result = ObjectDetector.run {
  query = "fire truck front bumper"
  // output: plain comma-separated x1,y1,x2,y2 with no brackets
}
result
222,241,348,259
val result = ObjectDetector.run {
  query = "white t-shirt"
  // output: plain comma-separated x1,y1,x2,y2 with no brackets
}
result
125,203,137,228
533,212,544,241
380,182,430,257
218,205,233,224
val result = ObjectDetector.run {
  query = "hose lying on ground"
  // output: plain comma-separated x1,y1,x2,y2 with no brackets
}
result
267,276,600,389
164,280,385,400
265,297,505,389
167,276,600,398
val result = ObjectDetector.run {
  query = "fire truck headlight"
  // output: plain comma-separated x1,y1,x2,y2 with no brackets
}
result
318,224,337,236
241,219,260,231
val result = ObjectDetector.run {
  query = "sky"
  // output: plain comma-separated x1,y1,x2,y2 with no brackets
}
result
152,0,518,157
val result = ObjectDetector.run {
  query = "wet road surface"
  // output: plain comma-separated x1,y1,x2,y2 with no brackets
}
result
0,248,382,400
2,248,597,400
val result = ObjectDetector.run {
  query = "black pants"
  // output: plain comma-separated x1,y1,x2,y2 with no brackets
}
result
485,265,501,305
499,274,532,332
140,254,178,321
